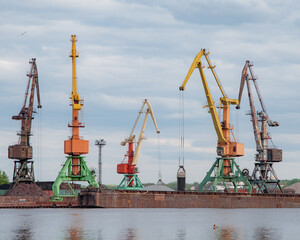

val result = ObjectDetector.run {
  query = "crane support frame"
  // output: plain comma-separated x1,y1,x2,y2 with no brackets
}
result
117,174,144,190
199,157,252,193
52,156,98,201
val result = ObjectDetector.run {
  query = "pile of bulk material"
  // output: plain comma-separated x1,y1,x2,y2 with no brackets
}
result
5,183,48,197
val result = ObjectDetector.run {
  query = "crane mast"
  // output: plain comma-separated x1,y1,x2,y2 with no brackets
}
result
236,60,282,193
179,49,252,193
52,35,98,201
8,58,41,185
117,99,160,190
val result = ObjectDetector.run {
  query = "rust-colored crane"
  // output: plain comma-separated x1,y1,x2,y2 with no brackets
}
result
179,49,252,193
237,60,283,193
117,99,160,190
8,58,42,185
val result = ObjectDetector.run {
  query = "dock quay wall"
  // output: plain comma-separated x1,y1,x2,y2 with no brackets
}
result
0,196,78,208
78,190,300,208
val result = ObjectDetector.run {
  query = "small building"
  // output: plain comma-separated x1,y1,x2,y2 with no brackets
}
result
141,184,174,192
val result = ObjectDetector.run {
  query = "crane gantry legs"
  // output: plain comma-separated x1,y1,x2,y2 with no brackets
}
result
199,158,252,193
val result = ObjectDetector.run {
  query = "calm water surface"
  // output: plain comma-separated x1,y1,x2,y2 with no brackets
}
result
0,208,299,240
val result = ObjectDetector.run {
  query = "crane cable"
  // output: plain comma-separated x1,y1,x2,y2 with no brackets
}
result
36,107,43,182
157,133,162,184
179,91,185,167
235,107,240,165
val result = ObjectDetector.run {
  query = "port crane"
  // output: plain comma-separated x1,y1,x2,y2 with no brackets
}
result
236,60,283,193
8,58,41,185
179,49,252,193
117,99,160,190
52,35,98,201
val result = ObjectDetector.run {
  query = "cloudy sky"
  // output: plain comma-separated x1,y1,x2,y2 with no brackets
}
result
0,0,299,185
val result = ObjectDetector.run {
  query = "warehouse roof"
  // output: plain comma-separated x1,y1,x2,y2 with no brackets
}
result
141,184,174,192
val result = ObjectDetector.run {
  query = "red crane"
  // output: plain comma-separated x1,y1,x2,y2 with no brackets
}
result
117,99,160,190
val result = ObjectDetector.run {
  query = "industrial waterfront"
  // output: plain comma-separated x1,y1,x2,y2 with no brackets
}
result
0,208,299,240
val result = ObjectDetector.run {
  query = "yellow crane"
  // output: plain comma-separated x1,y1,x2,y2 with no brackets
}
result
179,49,252,193
117,99,160,190
52,35,98,201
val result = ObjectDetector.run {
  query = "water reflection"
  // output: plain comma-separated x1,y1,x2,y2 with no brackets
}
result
176,228,186,240
12,213,33,240
117,228,137,240
64,213,84,240
65,226,84,240
13,224,33,240
253,227,280,240
215,226,238,240
125,228,136,240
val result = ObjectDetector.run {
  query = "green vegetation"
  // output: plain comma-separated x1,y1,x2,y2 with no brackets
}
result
164,181,200,191
280,179,300,188
108,181,200,191
103,179,300,191
0,170,9,185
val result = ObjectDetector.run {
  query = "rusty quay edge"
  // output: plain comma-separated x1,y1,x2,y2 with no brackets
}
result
78,190,300,208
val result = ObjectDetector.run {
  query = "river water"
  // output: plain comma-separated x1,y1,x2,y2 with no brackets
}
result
0,208,299,240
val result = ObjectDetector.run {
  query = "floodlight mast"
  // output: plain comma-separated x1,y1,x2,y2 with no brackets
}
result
95,139,106,186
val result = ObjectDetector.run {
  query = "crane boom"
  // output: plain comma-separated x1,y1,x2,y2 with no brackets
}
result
237,61,263,151
179,49,242,158
10,58,42,157
64,35,89,157
236,60,281,161
70,35,81,111
180,49,226,144
132,99,160,166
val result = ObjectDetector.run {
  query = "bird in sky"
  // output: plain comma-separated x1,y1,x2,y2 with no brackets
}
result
20,31,27,36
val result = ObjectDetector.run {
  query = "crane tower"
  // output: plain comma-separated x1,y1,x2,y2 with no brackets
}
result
9,58,41,186
237,61,282,193
52,35,98,201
